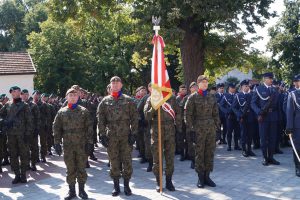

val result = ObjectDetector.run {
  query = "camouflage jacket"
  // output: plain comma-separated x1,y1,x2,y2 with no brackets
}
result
53,105,93,146
0,99,33,136
184,92,220,132
144,95,182,132
26,101,41,131
36,100,51,130
97,94,138,137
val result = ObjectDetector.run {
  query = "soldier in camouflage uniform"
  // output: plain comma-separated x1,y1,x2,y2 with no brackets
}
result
185,75,220,188
182,82,198,169
0,86,33,184
47,95,56,156
137,83,153,172
97,76,138,196
144,92,182,192
53,88,93,200
0,94,10,166
136,86,148,164
21,89,41,171
33,91,51,162
176,84,188,161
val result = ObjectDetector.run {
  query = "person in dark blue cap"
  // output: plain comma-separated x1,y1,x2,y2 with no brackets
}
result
220,82,241,151
286,74,300,177
215,83,227,145
251,72,281,166
232,80,256,157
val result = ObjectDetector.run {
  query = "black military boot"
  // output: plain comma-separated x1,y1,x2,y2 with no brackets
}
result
147,160,153,172
20,173,27,183
2,158,10,166
140,155,147,164
204,171,216,187
155,176,160,192
78,183,88,199
85,161,90,168
0,167,2,173
124,179,132,196
268,154,280,165
247,146,256,157
227,146,232,151
180,150,185,161
41,156,46,163
65,184,76,200
31,164,37,171
197,172,205,188
190,159,195,169
12,172,21,184
242,145,248,157
112,179,120,196
165,176,175,191
262,151,269,166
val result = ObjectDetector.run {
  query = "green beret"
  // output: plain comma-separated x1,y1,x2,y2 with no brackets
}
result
41,93,49,98
32,90,40,95
9,86,21,93
21,89,29,94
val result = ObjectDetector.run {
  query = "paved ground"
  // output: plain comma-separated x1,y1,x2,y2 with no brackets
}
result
0,144,300,200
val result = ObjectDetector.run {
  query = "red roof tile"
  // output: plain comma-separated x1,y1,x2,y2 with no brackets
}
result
0,52,36,75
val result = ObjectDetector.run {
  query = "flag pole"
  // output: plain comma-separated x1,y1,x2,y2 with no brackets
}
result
158,107,163,194
153,17,163,194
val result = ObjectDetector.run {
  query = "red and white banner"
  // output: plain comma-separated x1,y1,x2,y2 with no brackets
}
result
151,34,172,110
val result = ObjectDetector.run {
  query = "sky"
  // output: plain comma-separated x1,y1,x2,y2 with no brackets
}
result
245,0,285,56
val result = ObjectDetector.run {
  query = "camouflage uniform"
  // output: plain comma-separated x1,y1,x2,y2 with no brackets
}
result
97,94,138,180
36,100,51,160
0,103,3,172
176,95,188,160
53,105,93,185
47,103,56,154
0,99,33,178
144,95,181,190
26,100,41,167
182,95,194,160
185,91,220,174
137,94,152,164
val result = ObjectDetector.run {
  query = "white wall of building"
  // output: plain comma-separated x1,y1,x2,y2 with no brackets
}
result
0,74,35,98
216,69,253,84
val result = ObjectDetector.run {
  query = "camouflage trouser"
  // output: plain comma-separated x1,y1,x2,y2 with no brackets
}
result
47,131,54,152
177,123,187,154
93,120,97,144
186,131,194,159
151,122,175,177
144,126,152,161
2,134,9,161
137,126,145,156
29,135,39,165
107,135,133,180
7,135,29,175
195,121,216,173
39,129,47,158
63,144,88,185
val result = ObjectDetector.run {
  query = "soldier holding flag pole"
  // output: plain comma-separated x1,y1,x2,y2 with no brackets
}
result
144,17,181,193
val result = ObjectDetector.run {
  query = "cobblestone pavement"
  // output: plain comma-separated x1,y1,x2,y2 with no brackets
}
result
0,144,299,200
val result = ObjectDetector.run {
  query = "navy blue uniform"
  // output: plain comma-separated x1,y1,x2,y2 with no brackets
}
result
220,93,240,150
251,84,280,163
215,93,227,143
286,89,300,176
232,92,256,154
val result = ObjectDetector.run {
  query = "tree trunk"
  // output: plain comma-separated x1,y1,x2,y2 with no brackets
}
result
180,26,205,87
